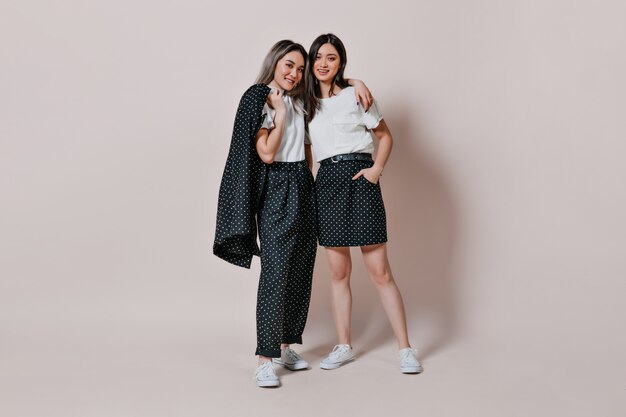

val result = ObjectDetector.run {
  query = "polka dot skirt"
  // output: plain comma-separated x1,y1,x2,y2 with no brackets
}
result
315,159,388,247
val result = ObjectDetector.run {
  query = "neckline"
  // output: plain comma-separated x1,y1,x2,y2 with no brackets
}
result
321,86,351,100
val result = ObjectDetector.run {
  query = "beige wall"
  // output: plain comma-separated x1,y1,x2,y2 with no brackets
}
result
1,1,625,416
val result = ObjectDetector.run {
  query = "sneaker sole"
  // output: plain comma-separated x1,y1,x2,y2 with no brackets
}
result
401,366,423,374
284,363,309,371
256,380,280,387
320,356,355,370
273,359,309,371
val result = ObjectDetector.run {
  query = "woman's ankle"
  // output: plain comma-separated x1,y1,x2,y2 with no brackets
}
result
257,355,272,366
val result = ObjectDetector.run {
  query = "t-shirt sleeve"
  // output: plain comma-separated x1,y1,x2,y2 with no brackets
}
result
361,100,383,129
260,103,275,130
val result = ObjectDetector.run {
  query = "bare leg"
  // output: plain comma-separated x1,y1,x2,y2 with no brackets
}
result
360,243,410,349
325,247,353,346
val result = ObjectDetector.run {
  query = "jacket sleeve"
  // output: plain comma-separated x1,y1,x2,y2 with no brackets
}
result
213,84,270,268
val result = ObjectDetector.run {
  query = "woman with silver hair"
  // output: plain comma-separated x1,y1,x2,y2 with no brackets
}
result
214,39,372,387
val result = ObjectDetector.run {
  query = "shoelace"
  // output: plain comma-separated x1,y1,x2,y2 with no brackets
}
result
285,348,302,362
400,348,418,364
255,362,275,379
329,344,351,359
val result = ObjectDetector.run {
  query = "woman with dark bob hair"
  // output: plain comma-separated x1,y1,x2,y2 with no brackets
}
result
305,33,423,374
214,39,373,387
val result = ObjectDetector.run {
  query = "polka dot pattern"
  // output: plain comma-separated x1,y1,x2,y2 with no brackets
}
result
255,161,317,358
214,84,271,268
213,83,318,358
315,159,388,247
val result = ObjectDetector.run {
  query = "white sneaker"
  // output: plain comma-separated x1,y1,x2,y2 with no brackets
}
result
399,347,423,374
255,362,280,387
320,344,355,370
273,347,309,371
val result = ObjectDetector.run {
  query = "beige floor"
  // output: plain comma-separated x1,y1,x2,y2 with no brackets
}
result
2,296,624,417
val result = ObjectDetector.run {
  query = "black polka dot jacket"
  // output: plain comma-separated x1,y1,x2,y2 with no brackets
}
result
213,84,271,268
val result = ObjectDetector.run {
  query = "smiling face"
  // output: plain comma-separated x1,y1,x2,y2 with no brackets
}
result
313,43,341,83
271,51,305,91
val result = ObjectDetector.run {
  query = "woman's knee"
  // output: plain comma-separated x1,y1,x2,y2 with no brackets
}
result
330,266,351,283
360,244,393,285
368,267,393,286
325,247,352,283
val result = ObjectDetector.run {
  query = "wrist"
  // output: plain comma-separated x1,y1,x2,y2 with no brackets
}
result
372,164,384,175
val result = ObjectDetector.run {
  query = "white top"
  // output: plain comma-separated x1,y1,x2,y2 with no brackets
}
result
260,87,307,162
307,86,383,162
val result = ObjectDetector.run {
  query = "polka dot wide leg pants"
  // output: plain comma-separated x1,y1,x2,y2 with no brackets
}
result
255,160,317,358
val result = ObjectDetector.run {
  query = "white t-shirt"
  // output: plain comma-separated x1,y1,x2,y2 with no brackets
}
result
260,87,306,162
307,86,383,162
